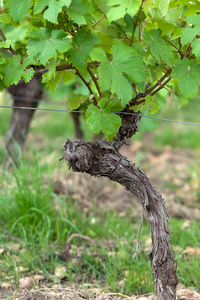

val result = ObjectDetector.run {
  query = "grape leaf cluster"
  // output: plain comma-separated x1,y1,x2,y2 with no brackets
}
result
1,0,200,138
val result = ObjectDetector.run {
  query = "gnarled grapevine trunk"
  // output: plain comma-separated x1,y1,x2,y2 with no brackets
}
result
6,78,42,162
61,112,177,299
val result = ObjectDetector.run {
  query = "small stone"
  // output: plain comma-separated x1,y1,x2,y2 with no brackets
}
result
18,277,34,289
1,282,13,289
33,275,44,282
95,296,110,300
54,266,66,279
16,266,28,272
6,243,20,252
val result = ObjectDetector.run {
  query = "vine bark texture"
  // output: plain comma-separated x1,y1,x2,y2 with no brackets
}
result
61,113,178,300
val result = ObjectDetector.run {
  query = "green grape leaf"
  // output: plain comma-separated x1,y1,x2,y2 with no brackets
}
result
66,94,88,110
130,102,144,112
67,29,100,69
156,19,175,36
97,32,114,53
0,56,34,86
0,40,11,48
94,0,111,14
45,71,74,93
0,13,11,23
181,15,200,46
86,102,121,138
100,98,124,112
181,28,199,46
6,0,31,23
34,0,72,24
90,42,146,106
177,76,197,98
165,6,181,23
143,29,173,66
0,55,6,65
171,89,182,108
191,39,200,59
107,0,140,22
170,27,183,40
0,79,6,92
185,13,200,26
144,95,160,114
67,0,94,25
172,58,200,97
45,59,58,80
27,28,71,64
159,0,169,17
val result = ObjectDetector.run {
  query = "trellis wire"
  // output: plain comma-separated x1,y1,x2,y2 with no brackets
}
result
4,95,65,105
1,104,200,126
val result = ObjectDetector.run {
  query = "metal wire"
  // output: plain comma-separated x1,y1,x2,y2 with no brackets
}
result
4,95,65,105
1,105,200,126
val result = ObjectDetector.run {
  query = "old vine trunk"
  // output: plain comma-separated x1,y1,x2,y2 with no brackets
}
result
61,112,178,300
6,78,42,162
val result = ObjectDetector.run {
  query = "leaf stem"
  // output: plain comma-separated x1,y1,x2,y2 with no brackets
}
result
167,40,184,58
178,18,186,28
86,15,106,33
87,66,102,97
185,44,192,57
121,30,131,41
92,15,105,29
75,68,99,107
130,0,145,46
0,29,18,56
140,18,154,25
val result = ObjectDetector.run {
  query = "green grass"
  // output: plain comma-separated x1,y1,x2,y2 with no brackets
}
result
0,149,154,294
153,98,200,149
0,151,200,293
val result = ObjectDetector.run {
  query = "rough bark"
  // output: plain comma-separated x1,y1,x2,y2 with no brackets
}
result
61,112,177,299
5,78,42,162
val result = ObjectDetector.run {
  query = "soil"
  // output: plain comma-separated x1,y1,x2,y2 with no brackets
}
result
54,141,200,221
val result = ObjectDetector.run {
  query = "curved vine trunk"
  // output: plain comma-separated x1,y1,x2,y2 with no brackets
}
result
5,78,42,163
61,112,178,299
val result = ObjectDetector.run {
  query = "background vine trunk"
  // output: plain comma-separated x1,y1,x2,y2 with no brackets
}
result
5,78,42,163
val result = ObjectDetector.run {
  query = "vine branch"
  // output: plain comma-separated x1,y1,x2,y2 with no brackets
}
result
127,68,172,108
167,40,184,58
0,29,18,56
34,62,100,76
150,77,171,96
146,68,172,95
87,66,102,97
75,68,99,107
130,0,145,46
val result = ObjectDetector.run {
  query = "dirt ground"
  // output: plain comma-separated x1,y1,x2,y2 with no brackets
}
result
1,284,200,300
1,140,200,300
54,141,200,221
